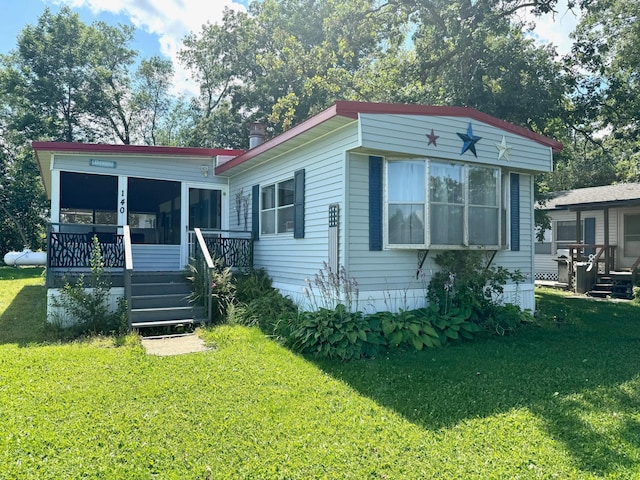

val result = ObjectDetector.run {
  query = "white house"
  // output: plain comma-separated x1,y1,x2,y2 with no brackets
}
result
534,183,640,297
33,101,563,326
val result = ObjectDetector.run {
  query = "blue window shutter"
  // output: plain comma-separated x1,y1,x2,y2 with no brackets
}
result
369,156,383,251
584,217,596,255
294,169,305,239
252,184,260,241
510,173,520,251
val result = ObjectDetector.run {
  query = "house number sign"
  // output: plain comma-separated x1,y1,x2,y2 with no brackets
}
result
120,189,126,214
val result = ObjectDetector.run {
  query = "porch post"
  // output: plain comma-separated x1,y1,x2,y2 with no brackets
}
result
117,176,128,227
576,210,582,246
604,207,610,274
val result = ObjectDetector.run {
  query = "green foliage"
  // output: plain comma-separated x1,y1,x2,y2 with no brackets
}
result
372,309,441,350
186,255,235,324
427,250,528,334
0,148,48,254
290,304,381,360
482,303,535,336
303,262,360,313
231,268,298,339
52,236,127,336
4,279,640,478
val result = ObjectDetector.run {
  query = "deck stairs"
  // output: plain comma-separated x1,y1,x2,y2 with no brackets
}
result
129,271,206,329
587,271,634,300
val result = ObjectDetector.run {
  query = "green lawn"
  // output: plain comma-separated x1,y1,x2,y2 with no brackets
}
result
1,267,639,478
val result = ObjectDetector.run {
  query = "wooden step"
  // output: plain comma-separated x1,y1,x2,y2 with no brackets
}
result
131,318,206,329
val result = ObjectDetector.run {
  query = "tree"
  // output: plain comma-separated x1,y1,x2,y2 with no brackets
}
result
85,21,138,144
0,143,48,254
133,56,174,145
563,0,640,186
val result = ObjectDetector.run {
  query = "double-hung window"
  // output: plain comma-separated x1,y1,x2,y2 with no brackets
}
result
385,159,501,249
261,179,294,235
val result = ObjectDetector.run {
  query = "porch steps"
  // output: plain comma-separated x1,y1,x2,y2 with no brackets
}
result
129,272,206,329
587,272,634,300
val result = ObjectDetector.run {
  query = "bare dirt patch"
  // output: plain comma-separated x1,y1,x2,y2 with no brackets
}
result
141,334,209,356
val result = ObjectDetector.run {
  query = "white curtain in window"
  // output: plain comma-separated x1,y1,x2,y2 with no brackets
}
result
388,161,425,201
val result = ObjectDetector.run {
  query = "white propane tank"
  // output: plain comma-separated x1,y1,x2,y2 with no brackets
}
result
3,249,47,266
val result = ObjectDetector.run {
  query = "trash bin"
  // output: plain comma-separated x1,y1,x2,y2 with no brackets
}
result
574,262,595,294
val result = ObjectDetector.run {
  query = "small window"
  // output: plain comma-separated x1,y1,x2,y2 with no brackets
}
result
261,179,294,235
555,220,582,252
624,213,640,257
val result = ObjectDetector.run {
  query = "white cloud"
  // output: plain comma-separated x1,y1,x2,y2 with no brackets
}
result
54,0,246,96
520,0,582,57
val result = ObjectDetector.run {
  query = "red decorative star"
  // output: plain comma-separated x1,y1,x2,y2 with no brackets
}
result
426,129,439,146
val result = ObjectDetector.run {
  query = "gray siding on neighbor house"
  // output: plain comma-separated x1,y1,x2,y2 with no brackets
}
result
346,153,535,292
227,123,359,293
53,153,229,187
534,206,634,279
358,114,553,173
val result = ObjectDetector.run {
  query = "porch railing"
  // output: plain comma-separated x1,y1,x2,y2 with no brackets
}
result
46,223,124,287
187,229,253,270
566,243,616,290
193,228,214,323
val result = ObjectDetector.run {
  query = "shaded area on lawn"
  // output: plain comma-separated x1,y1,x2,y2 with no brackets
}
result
313,290,640,477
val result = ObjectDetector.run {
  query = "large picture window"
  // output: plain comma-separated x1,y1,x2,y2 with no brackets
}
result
385,159,501,248
261,179,294,235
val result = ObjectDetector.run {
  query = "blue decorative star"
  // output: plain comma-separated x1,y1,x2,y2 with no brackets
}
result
457,122,482,157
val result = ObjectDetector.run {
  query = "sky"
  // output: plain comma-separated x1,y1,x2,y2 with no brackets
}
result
0,0,581,98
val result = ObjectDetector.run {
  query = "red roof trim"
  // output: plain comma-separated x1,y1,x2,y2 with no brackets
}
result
333,101,564,151
31,141,244,158
215,101,563,174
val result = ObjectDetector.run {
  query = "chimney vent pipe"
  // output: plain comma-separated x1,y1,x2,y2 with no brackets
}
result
249,122,266,148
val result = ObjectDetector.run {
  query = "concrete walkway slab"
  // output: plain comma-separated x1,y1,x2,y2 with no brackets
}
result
141,334,209,356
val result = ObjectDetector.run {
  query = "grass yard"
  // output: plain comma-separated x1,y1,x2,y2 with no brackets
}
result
1,266,640,478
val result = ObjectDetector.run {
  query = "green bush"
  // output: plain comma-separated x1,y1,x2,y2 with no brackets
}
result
371,309,441,350
52,236,127,336
427,250,526,333
186,256,235,324
290,304,383,360
231,269,298,339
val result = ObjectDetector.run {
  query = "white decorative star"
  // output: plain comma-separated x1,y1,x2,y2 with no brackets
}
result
496,136,512,161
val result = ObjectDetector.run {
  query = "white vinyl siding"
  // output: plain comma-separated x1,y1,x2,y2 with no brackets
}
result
359,114,553,173
227,123,358,291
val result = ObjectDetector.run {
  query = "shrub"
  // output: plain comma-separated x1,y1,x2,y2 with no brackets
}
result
186,256,235,324
482,303,534,336
52,235,127,336
290,304,383,360
427,250,526,334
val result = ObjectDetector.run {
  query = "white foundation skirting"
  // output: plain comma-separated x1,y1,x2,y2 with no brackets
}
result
273,282,536,314
47,287,125,326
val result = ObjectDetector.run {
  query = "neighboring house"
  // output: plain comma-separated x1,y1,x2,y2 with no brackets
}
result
33,101,562,326
534,183,640,296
